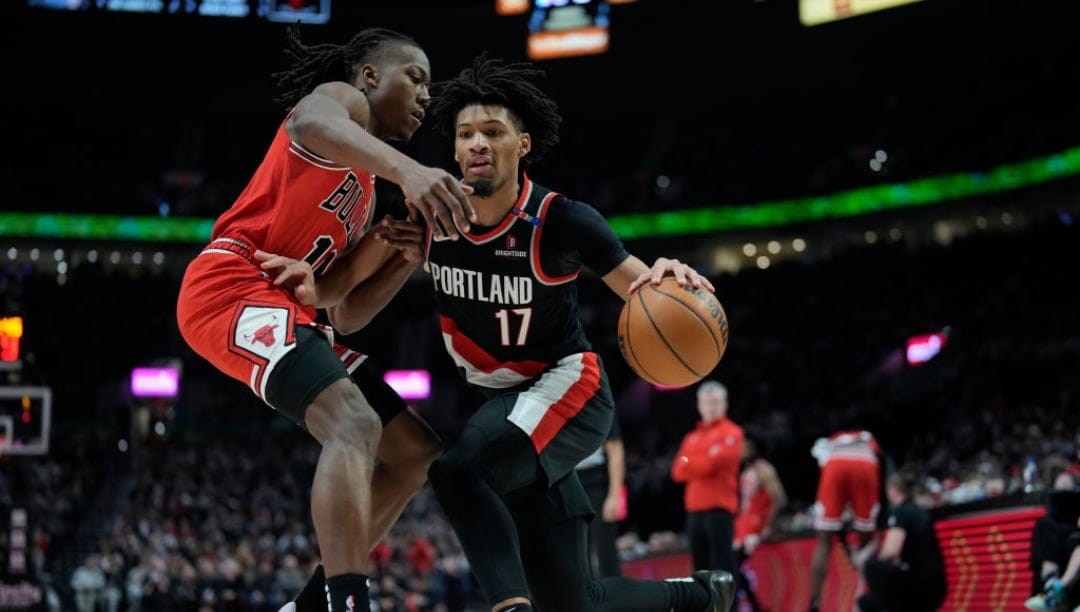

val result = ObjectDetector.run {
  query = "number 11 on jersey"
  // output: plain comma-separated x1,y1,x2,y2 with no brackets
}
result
494,308,533,346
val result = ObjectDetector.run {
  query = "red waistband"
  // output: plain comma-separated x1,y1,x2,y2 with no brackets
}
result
199,238,254,260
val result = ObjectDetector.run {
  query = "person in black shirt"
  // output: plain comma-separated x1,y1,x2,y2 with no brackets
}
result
1026,469,1080,611
853,472,946,612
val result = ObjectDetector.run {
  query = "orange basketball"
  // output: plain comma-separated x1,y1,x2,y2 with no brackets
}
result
617,277,729,388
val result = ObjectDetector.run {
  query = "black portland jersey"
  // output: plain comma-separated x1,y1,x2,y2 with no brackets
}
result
423,176,629,390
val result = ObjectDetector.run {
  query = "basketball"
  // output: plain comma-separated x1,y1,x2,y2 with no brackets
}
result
617,277,730,388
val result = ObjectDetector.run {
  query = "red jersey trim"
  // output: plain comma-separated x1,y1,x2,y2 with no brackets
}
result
530,191,579,286
457,177,534,244
439,315,549,377
288,142,349,171
526,352,601,453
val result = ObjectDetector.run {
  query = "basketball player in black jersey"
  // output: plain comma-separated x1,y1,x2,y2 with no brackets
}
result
268,55,736,611
384,54,732,612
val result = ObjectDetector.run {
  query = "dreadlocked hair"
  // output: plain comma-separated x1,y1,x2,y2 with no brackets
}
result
272,22,421,109
431,53,561,167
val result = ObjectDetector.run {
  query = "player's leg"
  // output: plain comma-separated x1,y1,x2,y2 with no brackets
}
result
284,362,444,612
429,353,614,611
350,364,444,544
808,461,845,612
848,459,882,578
265,327,382,612
733,544,765,612
428,395,546,610
516,474,735,612
808,530,833,612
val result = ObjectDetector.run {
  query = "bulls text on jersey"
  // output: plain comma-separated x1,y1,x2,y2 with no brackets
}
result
318,172,368,242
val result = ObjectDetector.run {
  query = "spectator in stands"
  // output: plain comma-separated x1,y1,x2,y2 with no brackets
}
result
70,554,105,612
671,380,744,575
853,471,947,612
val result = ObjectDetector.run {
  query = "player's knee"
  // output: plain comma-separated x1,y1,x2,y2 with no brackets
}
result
394,437,442,492
309,386,383,453
408,427,444,471
428,448,480,494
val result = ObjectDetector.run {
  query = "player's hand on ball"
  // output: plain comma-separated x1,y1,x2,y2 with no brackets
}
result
254,250,319,307
373,213,425,263
628,257,715,295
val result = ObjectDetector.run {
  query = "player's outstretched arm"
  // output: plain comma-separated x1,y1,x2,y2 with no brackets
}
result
325,214,427,334
254,220,420,333
288,82,477,241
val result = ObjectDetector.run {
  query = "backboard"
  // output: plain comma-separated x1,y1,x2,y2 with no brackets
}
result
0,386,51,456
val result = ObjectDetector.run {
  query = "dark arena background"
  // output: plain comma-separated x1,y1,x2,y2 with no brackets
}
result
2,1,1079,610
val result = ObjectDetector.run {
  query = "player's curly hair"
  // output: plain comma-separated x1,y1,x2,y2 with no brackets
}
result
272,22,421,109
430,53,561,167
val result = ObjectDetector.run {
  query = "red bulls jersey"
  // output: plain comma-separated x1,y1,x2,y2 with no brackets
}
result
210,112,377,277
740,459,775,520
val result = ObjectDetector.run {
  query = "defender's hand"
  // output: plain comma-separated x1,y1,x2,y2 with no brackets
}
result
373,214,425,263
254,250,318,307
399,165,476,241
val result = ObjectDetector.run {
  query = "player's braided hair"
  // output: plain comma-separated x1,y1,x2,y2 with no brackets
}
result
431,52,561,167
272,23,421,109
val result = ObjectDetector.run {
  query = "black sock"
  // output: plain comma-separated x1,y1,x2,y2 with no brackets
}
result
665,577,711,612
293,564,326,612
325,573,369,612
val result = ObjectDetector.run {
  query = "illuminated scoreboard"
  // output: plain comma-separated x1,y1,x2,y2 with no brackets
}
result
27,0,332,24
498,0,635,61
0,317,21,368
799,0,926,26
528,0,611,60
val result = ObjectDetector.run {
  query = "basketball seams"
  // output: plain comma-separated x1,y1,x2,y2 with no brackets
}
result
636,286,703,379
620,292,663,385
646,283,724,357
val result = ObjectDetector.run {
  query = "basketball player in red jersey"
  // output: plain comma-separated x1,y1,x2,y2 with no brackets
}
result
175,25,475,612
806,429,883,612
732,430,787,612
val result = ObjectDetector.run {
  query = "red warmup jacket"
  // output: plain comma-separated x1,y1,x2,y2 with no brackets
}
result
671,418,744,513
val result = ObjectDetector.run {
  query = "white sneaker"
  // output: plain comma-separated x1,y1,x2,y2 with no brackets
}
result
277,602,297,612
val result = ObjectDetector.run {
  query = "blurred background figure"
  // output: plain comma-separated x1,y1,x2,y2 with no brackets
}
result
671,381,744,576
852,472,946,612
732,429,786,612
575,413,627,578
70,554,105,612
807,429,883,612
1027,469,1080,611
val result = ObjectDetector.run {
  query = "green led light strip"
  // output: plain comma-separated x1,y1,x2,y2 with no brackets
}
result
608,146,1080,239
0,214,215,243
2,146,1079,243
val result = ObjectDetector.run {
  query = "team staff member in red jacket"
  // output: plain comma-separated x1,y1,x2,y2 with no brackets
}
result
672,381,745,575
